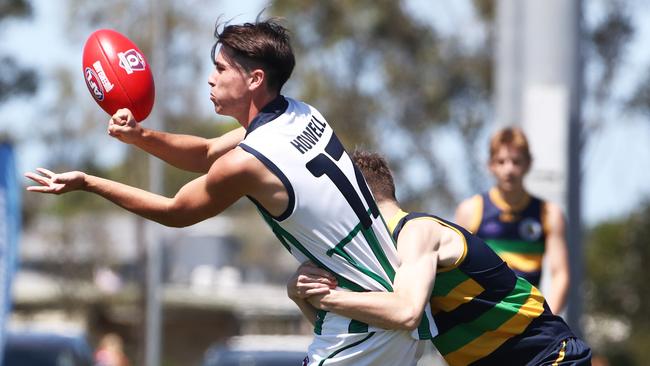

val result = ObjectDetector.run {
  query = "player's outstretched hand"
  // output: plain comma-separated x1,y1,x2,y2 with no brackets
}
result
24,168,86,194
108,108,142,144
287,261,338,300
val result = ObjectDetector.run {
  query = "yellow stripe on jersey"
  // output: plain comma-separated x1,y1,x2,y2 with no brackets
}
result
497,252,544,272
442,284,546,366
430,277,484,314
386,209,409,234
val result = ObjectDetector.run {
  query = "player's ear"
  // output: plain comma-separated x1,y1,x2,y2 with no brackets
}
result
248,69,265,91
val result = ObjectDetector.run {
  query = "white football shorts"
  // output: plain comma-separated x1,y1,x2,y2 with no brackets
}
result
304,330,419,366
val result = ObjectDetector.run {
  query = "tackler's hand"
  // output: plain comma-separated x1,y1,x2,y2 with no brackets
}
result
287,261,338,300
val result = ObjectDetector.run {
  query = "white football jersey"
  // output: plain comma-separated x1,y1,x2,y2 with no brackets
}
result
239,96,437,340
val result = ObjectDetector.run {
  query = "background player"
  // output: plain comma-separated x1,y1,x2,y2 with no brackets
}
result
25,19,434,365
289,150,591,365
455,127,570,314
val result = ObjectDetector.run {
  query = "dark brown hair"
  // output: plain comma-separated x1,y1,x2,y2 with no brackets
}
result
489,127,532,163
351,150,397,203
212,18,295,94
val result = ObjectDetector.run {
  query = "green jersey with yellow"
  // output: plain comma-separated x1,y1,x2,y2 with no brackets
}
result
388,210,573,366
468,188,548,286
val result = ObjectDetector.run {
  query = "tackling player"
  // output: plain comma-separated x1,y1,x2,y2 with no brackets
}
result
289,150,591,365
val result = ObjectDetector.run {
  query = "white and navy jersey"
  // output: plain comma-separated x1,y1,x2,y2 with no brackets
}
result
239,96,436,340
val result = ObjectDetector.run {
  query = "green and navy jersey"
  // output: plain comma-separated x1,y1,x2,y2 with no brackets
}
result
239,96,436,339
467,188,548,286
388,210,573,366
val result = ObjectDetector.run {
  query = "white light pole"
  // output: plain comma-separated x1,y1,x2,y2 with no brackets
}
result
145,0,166,365
495,0,584,334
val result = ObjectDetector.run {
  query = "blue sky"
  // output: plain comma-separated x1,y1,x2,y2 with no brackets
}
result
1,0,649,226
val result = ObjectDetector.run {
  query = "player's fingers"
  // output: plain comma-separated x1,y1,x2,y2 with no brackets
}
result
110,115,126,126
36,167,56,178
304,287,331,296
107,124,121,136
111,109,131,125
26,185,54,193
307,275,336,286
296,283,329,298
297,273,331,285
119,108,135,122
302,281,330,289
24,172,50,185
303,268,336,281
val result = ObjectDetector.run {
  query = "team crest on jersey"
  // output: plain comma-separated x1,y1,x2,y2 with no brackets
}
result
84,67,104,101
519,218,543,241
118,49,146,74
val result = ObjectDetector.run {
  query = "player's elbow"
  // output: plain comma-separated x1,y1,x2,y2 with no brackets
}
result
161,212,203,228
161,218,193,228
155,214,194,228
156,201,202,228
395,306,423,331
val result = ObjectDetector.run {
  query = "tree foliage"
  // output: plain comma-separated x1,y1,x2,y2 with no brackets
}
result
269,0,494,212
585,200,650,364
0,0,36,104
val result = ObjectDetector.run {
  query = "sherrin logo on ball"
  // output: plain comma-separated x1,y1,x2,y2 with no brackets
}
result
82,29,155,122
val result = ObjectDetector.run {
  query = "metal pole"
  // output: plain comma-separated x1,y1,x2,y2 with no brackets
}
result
495,0,584,333
145,0,166,365
566,0,584,336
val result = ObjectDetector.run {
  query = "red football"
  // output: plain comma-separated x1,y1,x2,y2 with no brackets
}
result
82,29,155,122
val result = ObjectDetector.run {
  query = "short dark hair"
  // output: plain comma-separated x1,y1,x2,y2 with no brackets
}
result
351,150,397,203
212,18,295,94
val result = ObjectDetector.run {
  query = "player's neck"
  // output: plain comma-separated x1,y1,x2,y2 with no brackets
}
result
377,200,401,220
494,186,528,208
244,90,278,128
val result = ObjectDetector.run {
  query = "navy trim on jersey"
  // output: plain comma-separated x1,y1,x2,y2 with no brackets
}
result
245,95,289,137
239,143,295,221
514,269,541,287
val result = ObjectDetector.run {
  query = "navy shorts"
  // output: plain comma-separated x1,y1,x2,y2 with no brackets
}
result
532,337,592,366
